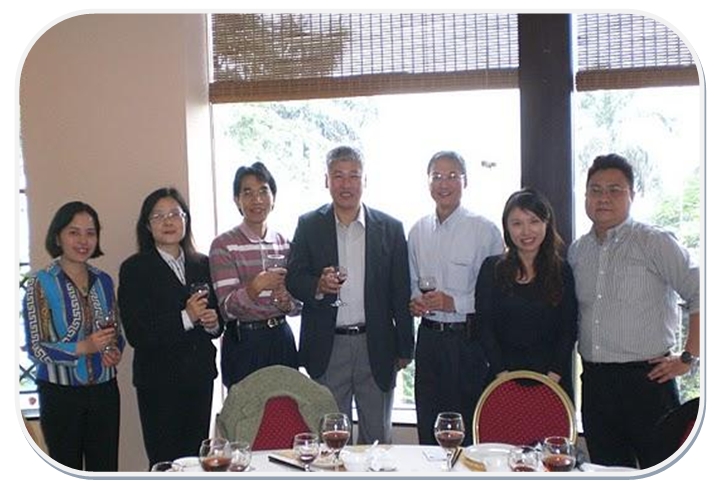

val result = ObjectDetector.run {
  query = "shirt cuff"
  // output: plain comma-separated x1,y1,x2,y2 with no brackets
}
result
181,309,195,331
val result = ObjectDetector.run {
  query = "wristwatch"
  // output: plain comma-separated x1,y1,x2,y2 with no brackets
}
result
680,351,696,365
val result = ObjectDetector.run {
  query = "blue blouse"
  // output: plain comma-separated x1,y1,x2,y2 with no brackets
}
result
23,261,125,386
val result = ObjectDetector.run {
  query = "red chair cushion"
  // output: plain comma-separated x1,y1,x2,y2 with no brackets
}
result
252,396,311,450
477,380,571,445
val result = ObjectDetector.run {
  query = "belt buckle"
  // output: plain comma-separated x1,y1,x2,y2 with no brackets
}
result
267,317,280,328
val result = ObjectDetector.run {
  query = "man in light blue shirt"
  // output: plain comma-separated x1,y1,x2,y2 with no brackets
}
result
408,150,504,445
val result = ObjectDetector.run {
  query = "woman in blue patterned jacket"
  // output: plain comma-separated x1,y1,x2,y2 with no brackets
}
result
22,201,125,471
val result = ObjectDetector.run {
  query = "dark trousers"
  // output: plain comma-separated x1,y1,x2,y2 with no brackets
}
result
38,379,120,471
221,322,298,388
581,359,680,469
136,382,213,469
414,326,489,446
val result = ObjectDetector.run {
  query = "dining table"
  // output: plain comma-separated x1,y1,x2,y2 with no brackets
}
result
171,444,638,477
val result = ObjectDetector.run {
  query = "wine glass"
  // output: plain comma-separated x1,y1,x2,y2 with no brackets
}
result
541,436,576,472
434,412,465,471
508,445,541,472
228,441,252,472
189,282,211,297
293,432,320,472
320,412,351,469
198,437,231,472
417,276,437,316
94,310,119,354
330,266,348,307
264,253,287,272
150,461,183,472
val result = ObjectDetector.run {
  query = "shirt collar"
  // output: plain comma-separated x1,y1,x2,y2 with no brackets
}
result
238,222,279,244
334,204,366,229
156,246,185,265
590,217,634,243
432,205,465,229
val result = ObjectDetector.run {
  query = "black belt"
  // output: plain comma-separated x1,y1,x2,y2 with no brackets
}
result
238,316,287,331
335,324,366,335
421,318,466,333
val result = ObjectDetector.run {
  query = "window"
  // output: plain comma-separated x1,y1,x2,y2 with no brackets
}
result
211,89,521,417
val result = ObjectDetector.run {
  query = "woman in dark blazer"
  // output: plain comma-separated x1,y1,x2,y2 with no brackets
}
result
118,187,223,469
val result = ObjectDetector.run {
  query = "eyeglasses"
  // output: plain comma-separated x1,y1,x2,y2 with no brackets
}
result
239,187,272,199
429,172,464,184
148,209,186,223
587,185,629,199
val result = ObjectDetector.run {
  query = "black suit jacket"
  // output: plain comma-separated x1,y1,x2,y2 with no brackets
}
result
118,249,223,389
286,204,414,391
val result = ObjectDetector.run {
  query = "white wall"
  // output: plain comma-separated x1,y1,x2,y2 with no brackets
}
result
20,13,212,472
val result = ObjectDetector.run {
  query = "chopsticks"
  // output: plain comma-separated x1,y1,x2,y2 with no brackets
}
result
450,447,463,469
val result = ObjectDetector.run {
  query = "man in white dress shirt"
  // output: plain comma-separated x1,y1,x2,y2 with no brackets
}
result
408,150,504,445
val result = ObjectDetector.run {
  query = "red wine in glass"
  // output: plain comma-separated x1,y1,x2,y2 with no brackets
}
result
200,456,231,472
418,276,437,316
190,282,210,296
95,311,119,354
434,412,465,471
435,430,464,450
542,454,575,472
322,430,350,450
320,413,351,468
331,266,348,307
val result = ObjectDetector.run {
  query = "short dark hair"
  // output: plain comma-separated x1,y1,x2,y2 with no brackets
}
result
135,187,196,255
45,201,104,259
587,153,635,191
233,162,277,199
426,150,467,175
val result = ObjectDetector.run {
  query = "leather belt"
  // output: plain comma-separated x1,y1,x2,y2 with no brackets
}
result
238,316,287,331
421,318,466,333
335,324,366,335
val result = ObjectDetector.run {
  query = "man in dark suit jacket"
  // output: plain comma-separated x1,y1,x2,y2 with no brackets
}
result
286,146,414,444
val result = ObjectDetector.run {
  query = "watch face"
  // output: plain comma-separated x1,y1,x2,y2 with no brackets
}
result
680,351,694,364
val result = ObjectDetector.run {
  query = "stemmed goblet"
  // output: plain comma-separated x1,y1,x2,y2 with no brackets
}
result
189,282,210,297
541,436,576,472
330,266,348,307
264,253,288,305
293,432,320,472
94,310,119,354
320,412,351,469
417,276,437,316
434,412,465,471
508,445,541,472
199,437,231,472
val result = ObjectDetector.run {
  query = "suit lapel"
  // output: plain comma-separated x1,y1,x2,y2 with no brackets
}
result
364,206,383,306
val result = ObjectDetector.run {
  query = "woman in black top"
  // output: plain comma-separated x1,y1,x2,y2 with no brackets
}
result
118,188,223,469
475,189,577,399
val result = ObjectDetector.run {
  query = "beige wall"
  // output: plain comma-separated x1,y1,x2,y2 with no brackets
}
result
20,13,212,472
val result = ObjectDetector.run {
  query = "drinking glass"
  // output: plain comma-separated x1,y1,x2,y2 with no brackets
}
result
417,276,437,316
508,445,541,472
541,436,576,472
320,412,351,468
189,282,211,297
293,432,320,472
150,461,183,472
94,310,119,354
228,441,252,472
264,253,287,272
330,266,348,307
434,412,465,471
198,437,231,472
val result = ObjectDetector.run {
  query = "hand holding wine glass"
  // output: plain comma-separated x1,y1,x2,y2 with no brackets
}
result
541,436,576,472
94,310,119,354
320,412,351,469
293,433,320,472
434,412,465,471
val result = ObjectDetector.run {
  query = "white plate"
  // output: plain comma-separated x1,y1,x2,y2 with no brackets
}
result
174,456,202,472
579,463,638,472
463,443,514,472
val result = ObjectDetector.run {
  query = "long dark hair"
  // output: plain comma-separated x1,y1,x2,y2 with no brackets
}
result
45,201,104,258
135,187,197,255
495,188,565,306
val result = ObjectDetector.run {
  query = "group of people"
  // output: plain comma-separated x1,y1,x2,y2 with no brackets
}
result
22,146,699,472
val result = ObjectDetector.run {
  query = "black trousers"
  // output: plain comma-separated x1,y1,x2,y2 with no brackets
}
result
136,382,213,469
38,379,120,471
581,359,680,469
414,326,489,446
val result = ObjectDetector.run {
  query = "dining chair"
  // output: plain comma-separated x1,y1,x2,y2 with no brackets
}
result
216,365,339,451
472,370,577,445
651,396,699,465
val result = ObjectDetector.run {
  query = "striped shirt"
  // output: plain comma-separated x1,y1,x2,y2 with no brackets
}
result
209,223,301,322
22,261,124,386
408,205,504,321
568,218,699,363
